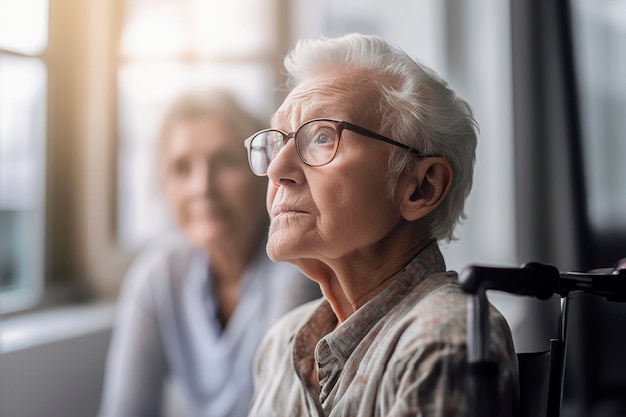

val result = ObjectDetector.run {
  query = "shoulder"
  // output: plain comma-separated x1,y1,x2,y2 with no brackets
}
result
387,272,516,374
120,235,199,304
253,298,323,387
389,271,516,373
397,271,512,345
401,272,467,337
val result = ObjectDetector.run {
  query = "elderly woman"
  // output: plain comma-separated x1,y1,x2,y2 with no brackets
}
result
99,90,320,417
243,34,518,416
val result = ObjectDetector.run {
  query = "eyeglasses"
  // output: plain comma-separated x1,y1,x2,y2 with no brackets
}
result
243,118,426,176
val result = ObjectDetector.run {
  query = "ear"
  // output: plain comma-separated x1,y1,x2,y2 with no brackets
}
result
399,157,453,222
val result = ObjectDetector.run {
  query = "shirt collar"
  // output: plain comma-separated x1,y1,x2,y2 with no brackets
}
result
322,240,446,361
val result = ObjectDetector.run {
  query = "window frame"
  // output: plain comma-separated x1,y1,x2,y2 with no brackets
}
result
1,0,132,312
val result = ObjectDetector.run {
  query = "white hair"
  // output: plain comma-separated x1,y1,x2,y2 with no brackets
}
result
284,33,478,242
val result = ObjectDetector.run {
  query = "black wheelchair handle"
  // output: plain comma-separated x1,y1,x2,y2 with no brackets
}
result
460,261,626,301
459,262,560,300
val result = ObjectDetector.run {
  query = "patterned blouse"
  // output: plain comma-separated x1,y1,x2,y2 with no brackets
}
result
248,242,519,417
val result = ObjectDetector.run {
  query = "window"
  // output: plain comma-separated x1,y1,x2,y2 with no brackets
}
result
0,0,522,310
0,0,49,313
571,0,626,238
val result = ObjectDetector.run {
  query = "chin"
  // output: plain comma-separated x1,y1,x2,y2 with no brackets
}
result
265,239,287,262
266,230,311,264
186,229,223,248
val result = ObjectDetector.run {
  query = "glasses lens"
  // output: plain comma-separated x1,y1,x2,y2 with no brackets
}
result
296,120,339,166
248,130,283,175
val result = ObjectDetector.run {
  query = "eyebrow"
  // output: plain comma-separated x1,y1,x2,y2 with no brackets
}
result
270,105,346,131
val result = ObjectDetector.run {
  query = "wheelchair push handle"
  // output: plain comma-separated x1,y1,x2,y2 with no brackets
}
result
460,259,626,301
459,262,559,300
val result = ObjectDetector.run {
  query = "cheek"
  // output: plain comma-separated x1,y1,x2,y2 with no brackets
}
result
163,181,187,218
317,194,365,247
314,174,368,219
221,172,266,212
315,174,394,237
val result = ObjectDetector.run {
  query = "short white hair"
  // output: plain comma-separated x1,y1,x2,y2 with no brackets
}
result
284,33,478,242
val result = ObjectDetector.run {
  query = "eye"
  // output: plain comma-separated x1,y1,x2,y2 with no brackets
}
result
296,122,338,165
214,153,244,169
170,157,192,177
313,132,334,145
307,124,337,147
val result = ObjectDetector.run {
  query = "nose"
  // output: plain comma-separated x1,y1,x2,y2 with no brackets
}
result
188,163,213,196
266,137,304,185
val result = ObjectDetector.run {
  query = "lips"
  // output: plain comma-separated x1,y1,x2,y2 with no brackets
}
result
272,203,307,217
188,201,228,220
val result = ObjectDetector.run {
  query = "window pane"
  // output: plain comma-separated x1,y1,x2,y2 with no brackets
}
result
189,0,275,56
572,0,626,232
121,0,187,58
121,0,274,58
0,55,46,313
0,0,49,55
117,61,275,249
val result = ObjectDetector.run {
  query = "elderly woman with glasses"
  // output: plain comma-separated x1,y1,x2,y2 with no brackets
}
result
244,34,519,417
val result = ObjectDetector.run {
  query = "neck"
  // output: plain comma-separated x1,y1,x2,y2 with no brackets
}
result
205,228,265,285
206,229,265,328
296,232,435,323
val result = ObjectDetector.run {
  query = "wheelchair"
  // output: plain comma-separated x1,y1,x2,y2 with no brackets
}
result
460,258,626,417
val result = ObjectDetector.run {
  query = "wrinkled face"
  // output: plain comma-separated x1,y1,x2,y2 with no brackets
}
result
265,71,404,263
162,116,267,249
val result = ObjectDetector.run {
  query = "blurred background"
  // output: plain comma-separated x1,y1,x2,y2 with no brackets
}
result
0,0,625,416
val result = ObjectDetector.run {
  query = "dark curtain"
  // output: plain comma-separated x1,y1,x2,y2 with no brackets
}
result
511,0,626,416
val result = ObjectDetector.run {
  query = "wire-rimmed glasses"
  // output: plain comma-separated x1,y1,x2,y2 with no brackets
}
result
243,118,426,176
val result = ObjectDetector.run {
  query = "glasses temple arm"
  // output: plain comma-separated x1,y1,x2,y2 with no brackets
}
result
341,122,426,155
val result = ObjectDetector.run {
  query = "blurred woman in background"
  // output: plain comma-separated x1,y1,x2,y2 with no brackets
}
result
99,89,320,417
